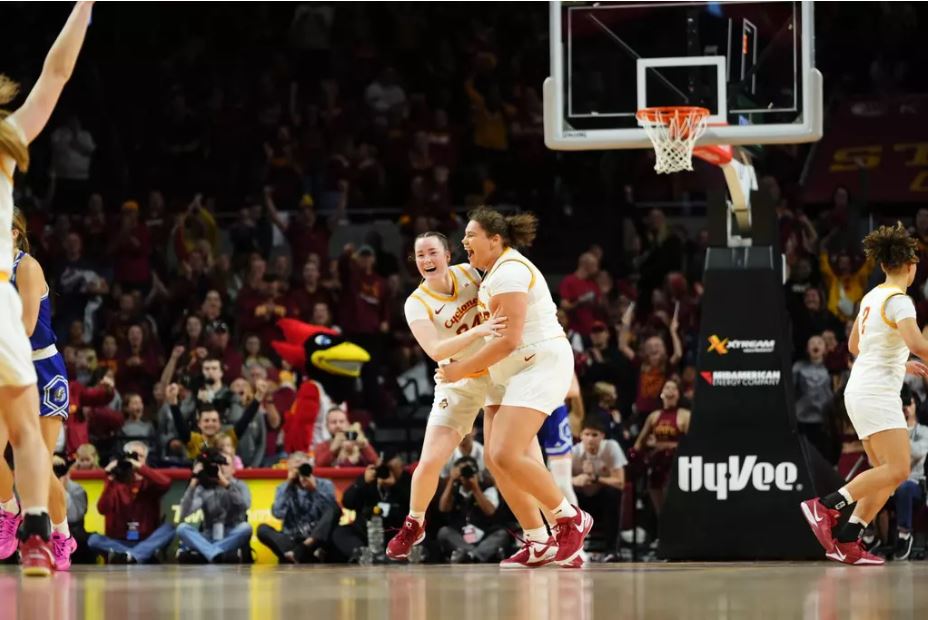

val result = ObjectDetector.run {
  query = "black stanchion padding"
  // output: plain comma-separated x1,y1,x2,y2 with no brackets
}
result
657,246,844,560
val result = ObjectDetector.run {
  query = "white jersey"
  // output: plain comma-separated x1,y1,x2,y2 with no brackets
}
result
846,284,917,395
404,263,484,365
0,117,22,274
478,248,564,348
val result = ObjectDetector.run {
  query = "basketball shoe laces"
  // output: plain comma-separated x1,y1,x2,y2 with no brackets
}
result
387,522,417,546
52,532,70,557
0,512,19,542
507,529,557,559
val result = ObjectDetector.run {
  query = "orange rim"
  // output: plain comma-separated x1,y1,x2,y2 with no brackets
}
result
636,106,710,124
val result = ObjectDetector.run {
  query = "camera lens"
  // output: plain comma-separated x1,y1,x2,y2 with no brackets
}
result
376,464,391,479
298,463,313,477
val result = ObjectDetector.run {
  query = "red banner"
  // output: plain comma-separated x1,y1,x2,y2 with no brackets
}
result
803,95,928,204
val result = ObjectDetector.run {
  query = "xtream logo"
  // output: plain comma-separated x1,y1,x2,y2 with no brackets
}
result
678,455,800,500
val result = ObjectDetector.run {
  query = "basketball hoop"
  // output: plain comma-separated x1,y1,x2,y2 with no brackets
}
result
636,106,710,174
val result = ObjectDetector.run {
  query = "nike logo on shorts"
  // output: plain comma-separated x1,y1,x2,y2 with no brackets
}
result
436,305,446,314
524,354,536,363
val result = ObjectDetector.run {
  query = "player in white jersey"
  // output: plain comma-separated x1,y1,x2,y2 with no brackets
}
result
0,1,94,576
385,231,505,560
802,223,928,566
439,207,593,568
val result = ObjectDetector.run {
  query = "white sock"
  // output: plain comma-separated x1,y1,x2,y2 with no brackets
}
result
52,520,70,538
23,507,48,517
551,498,577,520
0,497,19,515
900,531,912,540
524,527,549,543
408,511,425,525
838,487,854,504
548,458,579,505
848,515,868,527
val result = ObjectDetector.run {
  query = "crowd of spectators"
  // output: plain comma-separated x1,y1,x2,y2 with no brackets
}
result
4,2,928,564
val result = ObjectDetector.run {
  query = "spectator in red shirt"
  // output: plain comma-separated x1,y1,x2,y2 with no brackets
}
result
265,190,330,271
239,273,289,349
86,442,174,564
287,260,334,324
206,320,243,381
108,200,152,292
314,407,378,467
338,244,389,412
116,324,162,397
66,374,121,458
559,252,602,339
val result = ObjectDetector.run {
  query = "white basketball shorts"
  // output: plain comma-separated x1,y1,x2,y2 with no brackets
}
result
0,283,38,387
428,373,493,438
484,337,573,415
844,390,907,440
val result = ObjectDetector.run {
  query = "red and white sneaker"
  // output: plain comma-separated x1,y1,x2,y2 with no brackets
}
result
0,509,22,560
51,532,78,571
553,507,593,566
800,498,840,553
826,540,885,566
500,536,558,569
19,536,55,577
561,555,584,569
386,516,426,560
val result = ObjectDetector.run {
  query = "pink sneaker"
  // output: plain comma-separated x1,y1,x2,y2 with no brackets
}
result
500,536,557,569
0,509,22,560
553,507,594,566
51,533,77,571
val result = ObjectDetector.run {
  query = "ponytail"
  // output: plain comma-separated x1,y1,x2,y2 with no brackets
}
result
467,206,539,250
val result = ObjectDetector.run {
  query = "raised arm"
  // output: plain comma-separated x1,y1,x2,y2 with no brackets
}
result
264,187,288,233
618,302,636,361
9,2,94,144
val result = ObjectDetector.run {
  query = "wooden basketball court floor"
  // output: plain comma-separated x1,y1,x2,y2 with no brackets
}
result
3,562,923,619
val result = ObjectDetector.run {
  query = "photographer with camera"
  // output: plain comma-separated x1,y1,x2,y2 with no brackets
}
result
331,452,411,561
315,407,378,468
86,442,175,564
176,447,253,563
167,380,266,461
256,452,340,563
436,456,509,563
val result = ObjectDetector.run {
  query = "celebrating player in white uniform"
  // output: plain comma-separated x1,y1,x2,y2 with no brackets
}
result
439,207,593,568
802,223,928,566
0,1,93,576
385,231,505,560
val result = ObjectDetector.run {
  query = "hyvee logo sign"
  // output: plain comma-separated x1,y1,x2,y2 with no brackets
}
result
678,456,800,500
707,335,776,355
700,370,781,387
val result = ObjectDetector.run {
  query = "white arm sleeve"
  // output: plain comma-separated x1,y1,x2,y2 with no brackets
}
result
488,261,532,296
886,295,917,323
404,295,431,325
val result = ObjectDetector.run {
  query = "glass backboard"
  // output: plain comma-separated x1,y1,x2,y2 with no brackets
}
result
544,1,823,150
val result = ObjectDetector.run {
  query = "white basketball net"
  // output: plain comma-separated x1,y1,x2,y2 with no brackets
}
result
637,107,710,174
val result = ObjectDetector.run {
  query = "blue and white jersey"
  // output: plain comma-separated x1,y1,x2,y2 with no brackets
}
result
12,250,69,418
11,250,57,351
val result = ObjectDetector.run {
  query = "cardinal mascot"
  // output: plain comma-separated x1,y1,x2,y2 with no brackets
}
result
271,319,370,454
